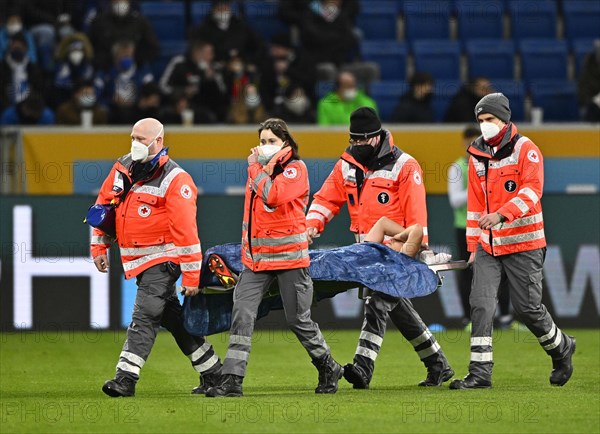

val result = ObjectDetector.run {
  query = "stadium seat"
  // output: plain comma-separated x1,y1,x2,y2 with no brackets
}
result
455,0,504,42
412,40,461,80
370,80,409,122
403,1,451,42
490,80,526,121
361,40,407,80
519,39,568,83
529,80,579,122
140,1,186,42
466,39,515,80
508,0,557,40
357,1,399,40
572,39,596,78
432,79,462,122
152,40,188,78
245,1,287,42
563,1,600,42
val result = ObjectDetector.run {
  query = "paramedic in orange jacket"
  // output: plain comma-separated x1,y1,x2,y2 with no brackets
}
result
207,119,342,398
450,93,576,390
91,118,221,397
306,107,453,389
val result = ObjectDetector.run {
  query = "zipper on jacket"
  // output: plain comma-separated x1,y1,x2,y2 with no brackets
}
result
247,190,256,260
484,159,495,256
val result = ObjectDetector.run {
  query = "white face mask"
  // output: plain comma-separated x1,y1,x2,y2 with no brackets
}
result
130,128,162,162
112,1,130,17
342,88,358,101
245,93,261,109
480,121,501,140
214,11,231,30
69,50,84,65
7,23,23,36
284,96,308,115
258,144,283,165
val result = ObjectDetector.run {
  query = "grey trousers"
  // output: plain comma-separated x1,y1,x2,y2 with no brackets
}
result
222,267,330,377
353,291,449,379
469,245,570,379
115,263,220,380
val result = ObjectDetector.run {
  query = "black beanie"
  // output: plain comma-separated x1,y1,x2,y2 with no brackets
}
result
349,107,382,139
474,92,511,123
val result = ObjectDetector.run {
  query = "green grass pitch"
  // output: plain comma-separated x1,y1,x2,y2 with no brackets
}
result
1,328,598,433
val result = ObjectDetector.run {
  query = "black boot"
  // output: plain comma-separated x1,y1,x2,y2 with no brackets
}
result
418,362,455,387
205,374,243,398
192,367,222,395
102,376,136,397
550,336,576,386
449,373,492,389
312,354,343,394
342,363,370,389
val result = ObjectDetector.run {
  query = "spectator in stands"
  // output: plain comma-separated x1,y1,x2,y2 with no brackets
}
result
294,0,360,67
51,33,95,108
95,39,154,124
0,32,45,112
188,0,265,68
56,79,108,125
390,72,434,123
160,91,197,125
132,82,163,121
317,70,377,125
259,32,317,112
443,77,492,123
577,40,600,123
0,10,38,65
159,40,229,123
0,90,54,125
88,0,159,70
272,84,316,124
227,83,268,124
18,0,84,73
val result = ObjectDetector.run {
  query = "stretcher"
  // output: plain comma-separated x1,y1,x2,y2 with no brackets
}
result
182,242,467,337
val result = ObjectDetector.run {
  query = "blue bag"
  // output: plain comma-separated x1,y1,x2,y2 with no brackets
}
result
85,204,116,238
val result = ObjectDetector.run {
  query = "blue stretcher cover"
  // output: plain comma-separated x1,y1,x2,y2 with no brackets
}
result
182,242,438,336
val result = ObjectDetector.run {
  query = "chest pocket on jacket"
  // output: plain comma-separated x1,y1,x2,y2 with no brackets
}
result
498,168,520,194
369,177,395,206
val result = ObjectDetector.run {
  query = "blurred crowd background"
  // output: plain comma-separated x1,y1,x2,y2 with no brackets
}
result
1,0,599,127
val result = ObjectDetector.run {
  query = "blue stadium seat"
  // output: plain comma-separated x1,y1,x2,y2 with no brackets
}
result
370,80,409,122
152,40,188,78
412,40,461,80
572,39,596,77
519,39,568,83
466,39,515,80
140,1,186,42
432,79,462,122
245,1,287,42
490,80,526,121
455,0,504,42
357,1,399,40
529,80,579,122
361,40,407,80
563,1,600,41
508,0,557,40
403,1,451,42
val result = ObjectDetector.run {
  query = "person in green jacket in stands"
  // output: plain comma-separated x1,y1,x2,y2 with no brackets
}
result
317,70,378,125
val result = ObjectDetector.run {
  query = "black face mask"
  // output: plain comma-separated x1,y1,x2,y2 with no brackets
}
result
10,49,25,62
350,144,375,165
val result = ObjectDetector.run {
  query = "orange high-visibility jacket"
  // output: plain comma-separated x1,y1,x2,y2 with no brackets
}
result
306,131,429,243
242,149,310,271
90,153,202,287
466,124,546,256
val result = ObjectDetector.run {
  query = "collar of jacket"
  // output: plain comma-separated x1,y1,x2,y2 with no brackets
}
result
342,130,400,171
468,123,519,161
116,147,170,182
270,147,295,177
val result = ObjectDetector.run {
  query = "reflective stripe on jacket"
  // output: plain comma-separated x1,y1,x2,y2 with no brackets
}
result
466,124,546,256
241,150,310,271
306,130,429,243
90,153,202,286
